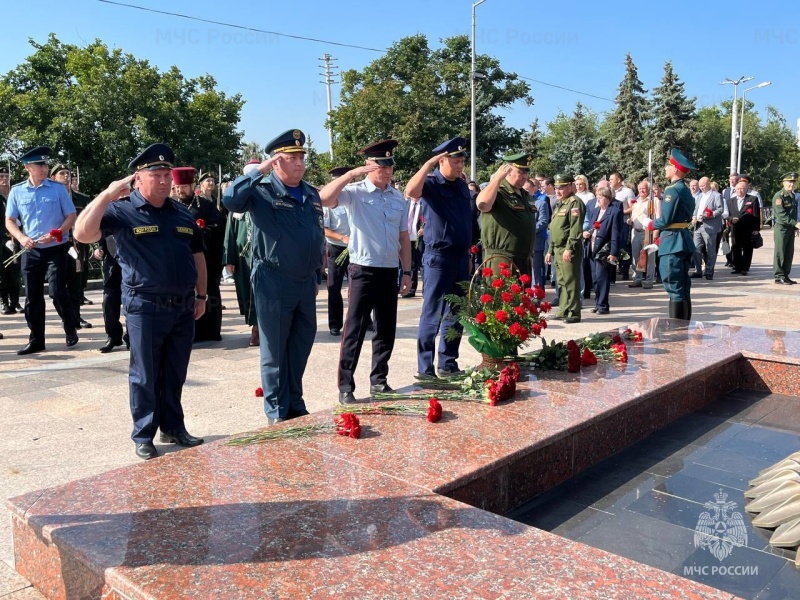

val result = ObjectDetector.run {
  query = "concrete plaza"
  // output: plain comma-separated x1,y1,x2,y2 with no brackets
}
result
1,233,798,598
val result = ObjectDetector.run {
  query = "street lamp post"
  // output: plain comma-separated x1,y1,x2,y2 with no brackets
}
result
720,76,753,175
470,0,487,181
737,81,772,173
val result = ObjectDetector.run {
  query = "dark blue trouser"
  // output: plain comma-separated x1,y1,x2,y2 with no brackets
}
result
417,253,468,375
21,243,76,343
103,255,124,340
660,251,693,302
124,290,195,443
253,268,316,420
591,257,612,312
338,265,398,392
532,250,546,290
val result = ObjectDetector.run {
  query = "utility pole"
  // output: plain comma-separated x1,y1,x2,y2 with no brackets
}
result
319,54,338,160
720,76,752,175
470,0,487,181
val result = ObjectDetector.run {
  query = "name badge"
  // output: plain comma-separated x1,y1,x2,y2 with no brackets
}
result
558,210,567,216
274,200,295,209
133,226,158,235
512,205,525,211
175,226,193,235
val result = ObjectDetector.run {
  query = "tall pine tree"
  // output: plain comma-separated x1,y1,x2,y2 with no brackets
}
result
605,54,650,184
649,61,697,164
551,102,608,182
520,118,542,158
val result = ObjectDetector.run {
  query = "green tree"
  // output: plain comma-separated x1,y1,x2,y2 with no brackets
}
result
0,34,244,195
648,61,696,164
520,118,542,160
549,103,608,182
303,136,334,187
327,34,532,181
605,54,650,183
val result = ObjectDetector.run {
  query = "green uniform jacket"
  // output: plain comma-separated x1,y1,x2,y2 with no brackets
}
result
547,195,585,255
772,190,798,229
480,180,537,260
653,179,695,256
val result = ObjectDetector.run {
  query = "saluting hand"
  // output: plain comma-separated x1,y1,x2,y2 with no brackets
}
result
104,174,136,201
258,155,279,174
427,152,450,168
491,164,512,183
348,164,380,179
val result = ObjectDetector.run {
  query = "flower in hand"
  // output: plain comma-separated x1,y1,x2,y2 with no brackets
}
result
593,221,601,230
49,229,64,243
196,219,206,229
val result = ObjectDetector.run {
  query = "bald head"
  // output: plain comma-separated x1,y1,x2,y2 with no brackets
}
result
699,177,710,192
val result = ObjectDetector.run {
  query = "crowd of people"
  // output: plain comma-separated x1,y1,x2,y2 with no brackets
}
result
2,136,798,459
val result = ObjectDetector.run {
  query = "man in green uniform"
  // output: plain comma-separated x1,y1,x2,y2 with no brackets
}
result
642,148,696,320
475,152,537,277
545,174,585,323
772,172,800,285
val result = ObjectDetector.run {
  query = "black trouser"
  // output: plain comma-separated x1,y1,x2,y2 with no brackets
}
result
732,232,755,273
21,243,76,342
326,244,349,331
103,255,124,340
338,265,398,392
0,243,21,307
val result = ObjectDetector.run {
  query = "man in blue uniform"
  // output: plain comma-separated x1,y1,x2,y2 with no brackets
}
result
320,140,412,404
405,137,472,377
324,166,354,336
642,148,697,320
223,130,324,424
5,146,79,354
74,144,207,460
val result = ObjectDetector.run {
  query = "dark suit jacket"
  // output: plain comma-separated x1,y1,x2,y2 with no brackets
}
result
588,202,623,259
730,193,761,235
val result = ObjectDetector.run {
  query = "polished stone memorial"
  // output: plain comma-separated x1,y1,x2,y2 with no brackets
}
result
8,318,799,599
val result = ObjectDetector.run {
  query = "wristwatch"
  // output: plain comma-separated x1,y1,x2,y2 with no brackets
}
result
402,271,412,276
195,294,208,300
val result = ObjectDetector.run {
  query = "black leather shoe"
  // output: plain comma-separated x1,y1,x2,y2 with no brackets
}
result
628,281,642,288
81,297,93,306
776,278,790,285
18,341,45,355
786,277,797,285
590,308,597,313
370,383,394,394
329,328,341,336
267,417,286,426
596,309,610,315
564,317,581,324
0,304,12,315
705,274,713,280
66,334,79,347
690,272,703,278
78,318,92,329
159,430,204,447
135,442,158,460
13,303,22,311
338,391,356,405
99,338,124,353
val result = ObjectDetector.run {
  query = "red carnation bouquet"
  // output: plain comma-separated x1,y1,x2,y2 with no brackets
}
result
226,413,363,445
3,229,64,268
196,219,206,229
445,262,549,358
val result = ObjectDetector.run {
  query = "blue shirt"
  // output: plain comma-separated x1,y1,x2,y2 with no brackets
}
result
418,169,472,257
5,178,75,248
100,191,205,295
223,171,324,281
336,178,407,268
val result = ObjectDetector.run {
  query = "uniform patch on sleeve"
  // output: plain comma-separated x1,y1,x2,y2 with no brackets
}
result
776,198,782,206
133,226,158,235
664,193,673,203
175,226,194,235
570,207,580,216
